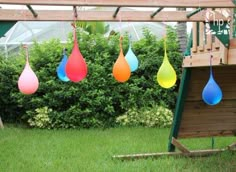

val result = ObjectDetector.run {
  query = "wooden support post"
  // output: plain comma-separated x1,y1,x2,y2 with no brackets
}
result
171,137,190,153
113,7,120,18
213,37,220,49
227,142,236,150
206,34,212,51
0,117,4,129
187,8,205,18
198,22,204,52
150,7,164,18
191,22,197,53
26,5,38,18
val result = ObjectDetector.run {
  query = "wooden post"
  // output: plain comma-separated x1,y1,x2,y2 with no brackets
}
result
213,37,220,49
198,22,204,52
171,137,190,153
206,34,212,51
0,117,4,129
192,22,197,53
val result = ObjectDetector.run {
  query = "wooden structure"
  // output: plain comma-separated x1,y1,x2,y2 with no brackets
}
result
0,0,235,159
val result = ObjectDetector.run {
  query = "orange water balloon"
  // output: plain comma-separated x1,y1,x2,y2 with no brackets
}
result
65,24,87,82
112,37,131,82
18,47,39,95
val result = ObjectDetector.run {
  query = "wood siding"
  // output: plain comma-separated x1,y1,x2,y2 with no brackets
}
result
178,66,236,138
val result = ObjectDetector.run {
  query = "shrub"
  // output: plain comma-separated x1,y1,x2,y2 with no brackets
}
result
0,27,182,128
116,106,173,128
27,107,52,129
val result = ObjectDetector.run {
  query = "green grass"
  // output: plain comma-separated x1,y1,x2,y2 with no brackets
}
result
0,125,235,172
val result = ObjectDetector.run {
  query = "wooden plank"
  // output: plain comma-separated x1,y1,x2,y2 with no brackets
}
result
191,22,197,53
0,0,235,8
206,34,212,50
0,9,226,22
197,22,205,52
219,42,228,64
213,37,220,49
171,137,190,153
227,142,236,150
229,38,236,49
183,52,223,67
113,149,232,160
179,123,236,132
227,48,236,64
178,131,234,138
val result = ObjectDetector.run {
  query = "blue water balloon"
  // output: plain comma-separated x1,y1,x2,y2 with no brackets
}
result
125,37,139,72
202,56,222,105
57,50,70,82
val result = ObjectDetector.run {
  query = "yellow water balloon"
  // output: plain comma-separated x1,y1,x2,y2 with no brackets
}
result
157,37,177,88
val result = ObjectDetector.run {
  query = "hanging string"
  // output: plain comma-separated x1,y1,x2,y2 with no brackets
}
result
22,45,29,62
210,54,213,76
119,14,122,37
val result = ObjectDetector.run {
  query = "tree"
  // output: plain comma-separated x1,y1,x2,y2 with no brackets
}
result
176,8,187,54
76,22,110,35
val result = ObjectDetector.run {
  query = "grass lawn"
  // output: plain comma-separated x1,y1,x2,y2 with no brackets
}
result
0,125,235,172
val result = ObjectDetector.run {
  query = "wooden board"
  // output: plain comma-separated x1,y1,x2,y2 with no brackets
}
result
0,0,235,8
0,9,227,22
178,66,236,138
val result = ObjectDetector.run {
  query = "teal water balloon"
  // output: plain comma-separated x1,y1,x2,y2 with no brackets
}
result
57,49,70,82
202,56,222,105
125,37,139,72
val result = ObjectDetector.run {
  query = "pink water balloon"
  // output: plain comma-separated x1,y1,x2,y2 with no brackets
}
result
18,46,39,95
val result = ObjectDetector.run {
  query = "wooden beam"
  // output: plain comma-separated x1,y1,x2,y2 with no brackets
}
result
227,142,236,150
113,149,234,160
171,137,190,153
0,0,235,8
0,9,227,22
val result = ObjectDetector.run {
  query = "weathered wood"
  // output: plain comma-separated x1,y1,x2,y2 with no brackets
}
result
213,37,220,50
206,34,212,50
113,149,234,160
227,142,236,150
171,137,190,153
0,9,227,22
197,22,204,52
178,66,236,138
0,117,4,129
0,0,235,8
191,22,197,53
183,51,227,67
178,131,235,138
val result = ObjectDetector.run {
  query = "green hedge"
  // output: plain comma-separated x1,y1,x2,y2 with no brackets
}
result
0,27,182,128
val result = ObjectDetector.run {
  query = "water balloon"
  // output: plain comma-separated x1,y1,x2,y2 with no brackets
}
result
125,36,139,72
202,56,222,105
157,37,177,88
113,37,131,82
18,47,39,95
66,24,87,82
57,49,70,82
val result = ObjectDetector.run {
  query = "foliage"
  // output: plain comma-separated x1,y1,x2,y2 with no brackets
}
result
116,105,173,128
27,107,52,129
0,27,182,128
76,21,110,35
